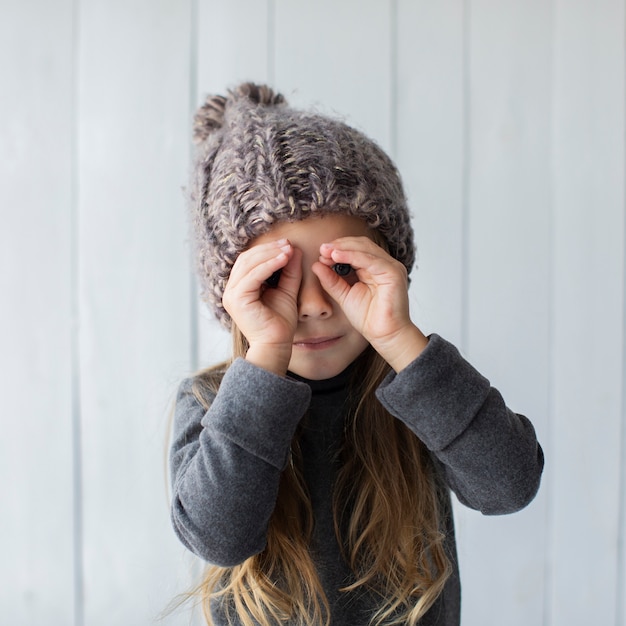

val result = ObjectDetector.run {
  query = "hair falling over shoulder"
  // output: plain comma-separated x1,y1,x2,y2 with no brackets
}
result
187,328,451,626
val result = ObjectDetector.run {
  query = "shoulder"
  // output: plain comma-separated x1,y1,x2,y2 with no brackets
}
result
176,364,228,408
177,358,313,415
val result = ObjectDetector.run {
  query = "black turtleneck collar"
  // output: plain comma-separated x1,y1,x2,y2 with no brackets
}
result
287,360,357,394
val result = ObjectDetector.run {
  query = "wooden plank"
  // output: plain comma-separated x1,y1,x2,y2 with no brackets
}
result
195,0,273,368
395,0,465,346
0,1,76,623
77,1,196,623
196,0,271,93
461,1,552,624
550,1,625,624
274,0,393,154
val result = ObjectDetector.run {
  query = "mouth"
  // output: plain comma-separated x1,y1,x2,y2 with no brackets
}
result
293,336,342,349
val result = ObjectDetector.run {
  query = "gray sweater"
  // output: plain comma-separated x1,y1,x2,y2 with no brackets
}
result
170,334,544,625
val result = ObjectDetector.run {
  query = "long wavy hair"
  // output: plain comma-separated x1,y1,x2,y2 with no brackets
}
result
185,326,452,625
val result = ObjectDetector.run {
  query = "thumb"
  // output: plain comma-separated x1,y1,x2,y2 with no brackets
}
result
276,246,303,295
312,261,352,307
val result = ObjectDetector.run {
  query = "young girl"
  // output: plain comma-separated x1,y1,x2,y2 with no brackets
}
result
170,82,544,626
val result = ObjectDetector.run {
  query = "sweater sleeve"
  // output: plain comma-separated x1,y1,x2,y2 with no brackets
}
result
169,358,311,565
375,334,544,515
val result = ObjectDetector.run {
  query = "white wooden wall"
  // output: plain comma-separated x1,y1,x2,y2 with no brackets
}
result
1,1,624,625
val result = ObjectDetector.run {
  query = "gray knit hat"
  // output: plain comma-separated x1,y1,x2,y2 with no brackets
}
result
190,82,415,328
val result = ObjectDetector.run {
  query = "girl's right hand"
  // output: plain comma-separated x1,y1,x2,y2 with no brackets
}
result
222,239,302,375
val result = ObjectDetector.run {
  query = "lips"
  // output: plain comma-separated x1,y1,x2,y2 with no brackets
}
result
293,336,341,349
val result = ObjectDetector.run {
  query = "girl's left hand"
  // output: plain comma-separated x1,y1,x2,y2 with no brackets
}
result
313,236,428,372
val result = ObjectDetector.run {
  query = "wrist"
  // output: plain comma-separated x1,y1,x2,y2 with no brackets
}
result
372,324,428,373
245,343,293,377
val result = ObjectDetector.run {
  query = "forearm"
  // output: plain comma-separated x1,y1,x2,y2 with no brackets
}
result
375,334,544,514
170,360,311,564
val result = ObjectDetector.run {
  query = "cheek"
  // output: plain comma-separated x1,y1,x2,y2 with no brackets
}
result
349,334,371,361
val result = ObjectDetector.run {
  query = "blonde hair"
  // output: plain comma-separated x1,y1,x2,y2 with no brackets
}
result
186,327,452,625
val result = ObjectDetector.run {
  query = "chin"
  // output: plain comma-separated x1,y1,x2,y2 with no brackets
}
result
288,345,368,381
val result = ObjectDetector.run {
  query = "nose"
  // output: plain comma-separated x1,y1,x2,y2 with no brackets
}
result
297,272,333,321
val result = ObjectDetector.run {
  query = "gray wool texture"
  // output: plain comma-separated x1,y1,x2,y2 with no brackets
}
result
189,82,416,328
169,334,545,624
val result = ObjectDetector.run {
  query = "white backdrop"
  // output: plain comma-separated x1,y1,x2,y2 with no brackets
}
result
1,1,625,625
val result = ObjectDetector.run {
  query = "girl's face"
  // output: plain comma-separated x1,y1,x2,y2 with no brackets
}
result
251,214,371,380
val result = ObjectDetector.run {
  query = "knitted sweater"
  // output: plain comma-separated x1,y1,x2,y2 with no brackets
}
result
169,334,544,625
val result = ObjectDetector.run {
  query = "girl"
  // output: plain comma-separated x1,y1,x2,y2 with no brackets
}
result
170,83,544,626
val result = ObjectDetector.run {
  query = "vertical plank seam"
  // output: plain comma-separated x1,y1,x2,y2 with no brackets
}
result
616,6,626,624
267,0,275,85
189,0,199,374
460,0,470,355
544,2,558,623
389,0,398,160
188,7,204,620
70,0,84,623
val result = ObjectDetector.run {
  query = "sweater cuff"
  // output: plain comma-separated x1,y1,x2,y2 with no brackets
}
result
375,334,492,451
204,358,312,469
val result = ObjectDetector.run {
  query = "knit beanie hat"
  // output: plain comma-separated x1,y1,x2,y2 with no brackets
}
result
190,82,416,328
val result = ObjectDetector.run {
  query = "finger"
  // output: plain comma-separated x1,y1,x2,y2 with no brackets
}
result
229,240,293,288
261,246,302,302
319,236,387,259
320,246,404,285
319,237,394,266
273,246,302,292
312,261,360,305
